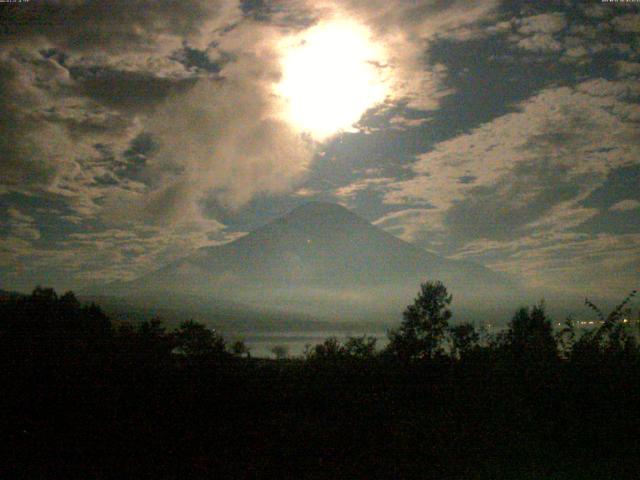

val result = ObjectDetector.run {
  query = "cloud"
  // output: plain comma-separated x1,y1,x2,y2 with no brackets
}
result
379,77,640,293
292,187,321,198
1,217,239,290
0,0,505,287
283,0,500,111
0,43,164,222
454,233,640,298
385,79,639,216
3,208,41,241
373,208,443,248
68,65,198,111
143,36,315,214
334,177,394,201
517,13,566,35
515,33,562,52
510,12,566,52
493,7,638,65
3,0,636,295
388,115,429,129
0,48,81,189
2,0,239,53
0,207,42,283
0,1,316,228
612,13,640,33
610,199,640,212
616,61,640,77
582,4,609,19
0,0,501,222
443,164,587,242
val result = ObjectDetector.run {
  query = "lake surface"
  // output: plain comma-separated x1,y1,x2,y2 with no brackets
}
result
232,330,389,358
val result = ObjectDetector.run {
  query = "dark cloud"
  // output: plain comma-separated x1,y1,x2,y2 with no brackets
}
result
0,0,223,52
576,165,640,235
171,45,227,73
42,105,130,136
68,65,198,110
118,133,157,180
576,208,640,235
39,47,69,66
580,165,640,211
239,0,317,28
0,94,58,188
457,175,477,184
445,161,582,242
240,0,276,22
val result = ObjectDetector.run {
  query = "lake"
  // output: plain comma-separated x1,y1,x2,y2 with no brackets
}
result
233,329,389,358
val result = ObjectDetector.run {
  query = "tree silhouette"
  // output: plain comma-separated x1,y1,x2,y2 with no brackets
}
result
3,283,640,477
304,336,377,362
271,344,289,360
344,335,377,359
504,302,557,363
231,339,250,358
572,291,639,363
135,317,175,363
386,280,452,361
312,336,343,358
0,287,112,364
175,320,226,357
449,322,479,360
555,316,577,359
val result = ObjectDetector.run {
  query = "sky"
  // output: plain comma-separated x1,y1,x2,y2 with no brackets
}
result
0,0,639,303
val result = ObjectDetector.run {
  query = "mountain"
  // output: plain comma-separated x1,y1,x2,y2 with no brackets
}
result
108,202,521,322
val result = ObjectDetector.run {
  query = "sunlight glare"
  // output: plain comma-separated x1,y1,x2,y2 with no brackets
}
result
276,20,389,141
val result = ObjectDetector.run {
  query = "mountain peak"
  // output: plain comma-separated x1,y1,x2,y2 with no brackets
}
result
290,201,352,214
270,202,371,234
117,199,517,321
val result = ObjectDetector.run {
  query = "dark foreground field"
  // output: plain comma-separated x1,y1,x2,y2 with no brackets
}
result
2,287,640,479
6,360,640,479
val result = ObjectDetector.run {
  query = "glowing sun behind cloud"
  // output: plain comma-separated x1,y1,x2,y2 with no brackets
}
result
276,20,390,141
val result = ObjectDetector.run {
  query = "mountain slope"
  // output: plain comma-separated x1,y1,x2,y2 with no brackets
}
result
112,202,520,321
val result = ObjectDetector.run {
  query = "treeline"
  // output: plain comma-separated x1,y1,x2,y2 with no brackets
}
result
384,281,640,366
3,282,638,367
2,283,639,478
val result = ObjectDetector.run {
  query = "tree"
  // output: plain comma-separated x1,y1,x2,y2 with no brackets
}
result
138,317,166,338
231,339,250,358
0,287,112,362
271,344,289,360
80,302,111,337
305,336,378,362
571,291,639,363
31,286,58,305
312,337,344,358
59,291,81,321
505,302,557,363
344,335,377,359
555,317,577,359
387,280,452,361
449,322,479,360
136,317,174,362
175,320,226,357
